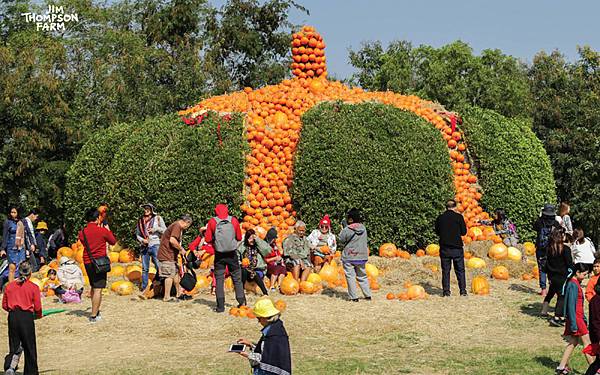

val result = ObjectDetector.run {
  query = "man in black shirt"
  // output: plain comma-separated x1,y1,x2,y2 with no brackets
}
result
435,200,468,296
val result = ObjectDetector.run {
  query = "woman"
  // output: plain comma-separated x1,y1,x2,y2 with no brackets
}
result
542,228,573,324
307,215,337,272
339,208,371,302
236,299,291,375
572,228,596,272
0,207,26,282
238,229,270,296
264,228,286,293
558,202,574,236
481,208,519,247
534,204,561,296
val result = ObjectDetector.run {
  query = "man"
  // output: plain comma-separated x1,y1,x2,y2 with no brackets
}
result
135,203,166,292
283,221,313,282
435,200,468,296
157,215,192,302
533,203,561,297
205,204,245,313
47,224,67,259
79,208,116,322
21,210,39,272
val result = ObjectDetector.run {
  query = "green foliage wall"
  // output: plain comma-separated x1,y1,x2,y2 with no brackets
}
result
293,102,454,251
64,113,246,248
460,106,556,240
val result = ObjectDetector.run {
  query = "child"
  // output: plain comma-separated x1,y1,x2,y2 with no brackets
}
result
42,269,60,297
556,263,594,374
584,282,600,375
338,208,371,302
307,215,337,272
586,259,600,302
2,261,42,375
264,228,286,293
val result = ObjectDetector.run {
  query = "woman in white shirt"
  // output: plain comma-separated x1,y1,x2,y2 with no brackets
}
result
572,228,596,271
558,202,574,236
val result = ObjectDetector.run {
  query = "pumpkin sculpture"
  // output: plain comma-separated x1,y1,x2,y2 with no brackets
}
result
179,25,487,239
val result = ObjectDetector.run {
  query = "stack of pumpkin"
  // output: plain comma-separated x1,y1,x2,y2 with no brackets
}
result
386,281,428,301
291,25,327,79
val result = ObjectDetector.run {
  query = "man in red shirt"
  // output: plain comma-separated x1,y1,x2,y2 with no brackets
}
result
2,261,42,375
78,209,116,322
205,204,245,312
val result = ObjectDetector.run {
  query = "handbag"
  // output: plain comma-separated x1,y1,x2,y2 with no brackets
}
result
82,228,111,274
179,254,197,292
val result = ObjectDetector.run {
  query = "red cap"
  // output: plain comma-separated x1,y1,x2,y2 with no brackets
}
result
319,215,330,228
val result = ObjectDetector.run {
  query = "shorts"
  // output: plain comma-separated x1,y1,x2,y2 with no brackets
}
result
267,263,287,277
85,263,107,289
159,261,178,278
285,258,312,270
7,248,26,265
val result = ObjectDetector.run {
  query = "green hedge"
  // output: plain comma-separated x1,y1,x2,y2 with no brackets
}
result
293,102,454,251
461,106,556,241
64,113,246,248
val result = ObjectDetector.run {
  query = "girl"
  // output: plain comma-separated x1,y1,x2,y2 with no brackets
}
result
307,215,337,272
238,229,271,296
236,298,291,375
0,207,26,283
263,228,286,293
573,228,596,273
481,208,519,247
558,202,574,236
544,228,574,323
42,269,60,297
556,263,594,374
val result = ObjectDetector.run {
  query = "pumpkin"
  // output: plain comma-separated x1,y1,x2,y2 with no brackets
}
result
379,243,397,258
299,281,316,294
57,246,73,259
365,263,379,279
246,311,256,319
48,259,59,270
426,264,439,273
425,244,440,257
464,251,473,259
110,265,125,277
471,275,490,295
119,249,135,263
386,292,395,300
281,276,300,295
369,279,380,290
488,243,508,260
274,299,287,312
241,258,250,267
148,266,157,281
111,280,126,292
523,242,536,256
318,263,337,283
116,281,134,296
403,281,413,289
196,275,211,289
109,252,120,263
492,265,509,280
470,227,483,238
229,307,240,317
466,257,486,269
416,249,425,257
397,292,410,301
74,249,84,264
522,273,533,281
125,265,142,281
306,273,322,284
532,265,540,279
398,250,411,259
507,247,522,261
320,245,331,255
407,285,426,300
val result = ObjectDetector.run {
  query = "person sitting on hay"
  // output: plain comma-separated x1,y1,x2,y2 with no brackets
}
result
307,215,336,272
282,221,313,282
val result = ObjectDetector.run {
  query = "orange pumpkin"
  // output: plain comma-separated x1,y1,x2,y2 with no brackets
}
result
108,252,120,263
274,299,287,312
119,249,135,263
379,243,397,258
416,249,425,257
425,244,440,257
299,281,316,294
397,292,410,301
407,285,426,300
492,265,509,280
386,292,396,300
522,273,533,281
281,276,300,295
471,275,490,295
488,243,508,260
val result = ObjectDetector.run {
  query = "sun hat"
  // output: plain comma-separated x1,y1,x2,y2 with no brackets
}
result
542,203,556,216
140,203,157,215
253,298,280,318
36,221,48,231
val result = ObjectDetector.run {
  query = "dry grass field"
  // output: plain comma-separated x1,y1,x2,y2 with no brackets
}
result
0,255,590,375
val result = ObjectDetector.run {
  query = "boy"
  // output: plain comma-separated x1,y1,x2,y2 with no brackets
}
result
2,261,42,375
586,258,600,302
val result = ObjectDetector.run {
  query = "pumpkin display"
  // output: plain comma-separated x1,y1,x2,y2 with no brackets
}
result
274,299,287,312
365,263,379,279
466,257,486,269
109,252,120,263
506,247,522,261
492,265,509,280
125,265,142,281
407,285,426,300
116,281,134,296
119,249,135,263
523,242,536,256
111,280,127,292
488,243,508,260
425,244,440,257
280,276,300,295
379,243,398,258
471,275,490,295
57,247,74,259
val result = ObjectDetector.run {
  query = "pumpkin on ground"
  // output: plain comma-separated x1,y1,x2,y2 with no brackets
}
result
110,265,125,277
365,263,379,279
318,263,337,283
299,281,316,294
407,285,426,300
125,265,142,281
488,243,508,260
466,257,486,269
274,299,287,312
119,249,135,263
306,273,322,284
425,244,440,257
116,281,134,296
416,249,425,257
386,292,395,300
523,242,536,256
57,247,73,259
507,247,522,261
397,292,410,300
492,265,509,280
111,280,127,292
379,243,397,258
522,273,533,281
109,252,120,263
471,275,490,295
281,276,300,295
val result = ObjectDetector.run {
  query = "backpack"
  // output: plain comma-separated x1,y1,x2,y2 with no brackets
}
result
537,225,553,250
213,216,238,253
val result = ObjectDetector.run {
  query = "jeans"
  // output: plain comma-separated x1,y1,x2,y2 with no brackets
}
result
536,250,547,290
342,261,371,300
441,254,467,295
141,245,160,290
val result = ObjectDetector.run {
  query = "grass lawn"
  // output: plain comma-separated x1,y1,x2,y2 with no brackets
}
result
0,256,590,374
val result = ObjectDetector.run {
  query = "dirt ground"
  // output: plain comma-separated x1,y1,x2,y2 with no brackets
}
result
0,256,582,374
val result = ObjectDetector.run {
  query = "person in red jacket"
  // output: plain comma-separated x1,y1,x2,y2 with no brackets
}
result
2,261,42,375
204,204,245,312
78,208,116,323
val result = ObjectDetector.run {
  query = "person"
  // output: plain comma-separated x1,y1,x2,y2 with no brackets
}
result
0,207,25,283
235,298,291,375
46,224,67,259
584,282,600,375
339,208,371,302
135,203,166,292
307,215,337,272
480,208,519,247
21,210,39,272
572,228,596,273
264,228,286,293
435,200,468,297
33,222,48,269
534,204,561,297
205,204,245,312
238,229,270,296
556,263,594,374
188,226,208,254
558,202,574,236
78,208,116,322
157,215,192,302
55,257,84,302
2,261,42,375
542,228,574,324
283,222,313,282
41,269,60,298
587,259,600,302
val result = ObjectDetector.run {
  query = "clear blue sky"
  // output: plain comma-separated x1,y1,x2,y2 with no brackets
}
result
279,0,600,80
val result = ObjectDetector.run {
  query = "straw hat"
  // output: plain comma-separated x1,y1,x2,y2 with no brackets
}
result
252,299,280,318
36,221,48,231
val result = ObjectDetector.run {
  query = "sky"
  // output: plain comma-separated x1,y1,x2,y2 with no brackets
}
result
278,0,600,80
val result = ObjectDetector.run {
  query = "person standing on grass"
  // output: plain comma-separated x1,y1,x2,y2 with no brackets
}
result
78,208,116,323
157,215,192,303
205,204,246,312
0,207,25,283
558,202,574,236
534,204,561,297
339,208,371,302
543,228,574,323
135,203,166,292
435,199,468,297
572,228,596,273
586,259,600,302
556,263,594,375
21,210,39,272
2,261,42,375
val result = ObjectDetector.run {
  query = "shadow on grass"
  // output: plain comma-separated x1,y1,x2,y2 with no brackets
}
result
192,296,217,310
65,308,89,317
534,356,559,371
320,288,349,300
520,301,547,318
510,283,538,294
421,281,443,296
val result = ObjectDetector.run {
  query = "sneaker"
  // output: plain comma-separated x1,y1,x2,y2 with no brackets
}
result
88,315,102,323
364,296,372,301
214,307,225,313
555,367,570,375
350,299,359,302
460,292,468,297
5,368,16,375
549,317,565,327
